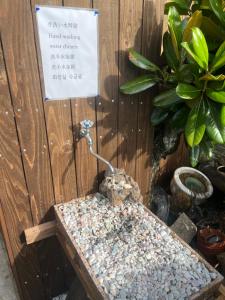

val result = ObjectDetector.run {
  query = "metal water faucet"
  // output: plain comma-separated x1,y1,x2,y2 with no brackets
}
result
79,119,115,174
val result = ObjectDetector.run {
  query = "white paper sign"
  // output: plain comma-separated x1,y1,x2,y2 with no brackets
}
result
36,6,99,100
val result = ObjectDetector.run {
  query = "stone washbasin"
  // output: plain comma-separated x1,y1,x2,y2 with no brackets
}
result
55,193,222,300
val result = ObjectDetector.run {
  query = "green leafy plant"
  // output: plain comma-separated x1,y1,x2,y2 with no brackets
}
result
120,0,225,167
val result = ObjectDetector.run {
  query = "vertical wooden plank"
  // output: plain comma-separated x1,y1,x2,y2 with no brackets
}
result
45,101,77,203
72,99,98,196
118,0,143,178
0,0,55,225
136,0,165,205
0,40,45,300
1,0,68,298
64,0,98,197
31,0,78,204
30,1,74,297
93,0,119,176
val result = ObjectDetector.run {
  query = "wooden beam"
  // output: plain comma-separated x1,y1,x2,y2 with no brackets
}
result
24,221,56,245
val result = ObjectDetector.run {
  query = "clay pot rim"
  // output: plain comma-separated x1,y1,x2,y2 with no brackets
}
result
173,167,213,200
197,228,225,251
217,165,225,174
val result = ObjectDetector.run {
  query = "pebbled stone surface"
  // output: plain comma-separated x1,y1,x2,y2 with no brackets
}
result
58,193,219,300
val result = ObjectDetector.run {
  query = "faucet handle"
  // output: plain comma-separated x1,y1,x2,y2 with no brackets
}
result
80,119,94,129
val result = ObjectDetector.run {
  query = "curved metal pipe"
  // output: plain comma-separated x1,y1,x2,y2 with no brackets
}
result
80,120,115,174
89,143,115,174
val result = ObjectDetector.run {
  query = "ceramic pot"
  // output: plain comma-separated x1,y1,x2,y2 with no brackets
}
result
199,164,225,194
217,166,225,177
170,167,213,212
197,228,225,265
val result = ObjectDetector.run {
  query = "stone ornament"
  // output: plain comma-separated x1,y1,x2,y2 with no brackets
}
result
100,168,143,206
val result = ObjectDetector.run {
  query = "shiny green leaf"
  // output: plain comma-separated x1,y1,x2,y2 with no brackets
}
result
207,40,222,51
209,80,225,90
200,0,210,9
168,6,182,60
120,75,157,95
170,26,180,60
183,10,202,42
201,16,225,42
181,42,206,69
192,27,208,70
206,100,225,143
176,83,201,99
176,64,194,83
206,89,225,103
185,98,200,109
211,41,225,72
185,99,207,146
167,73,177,83
153,89,182,108
171,106,189,129
190,145,200,167
199,140,214,161
128,49,159,71
181,18,188,33
163,32,179,69
151,108,169,126
209,0,225,27
165,0,189,12
165,3,189,15
221,105,225,126
200,73,225,81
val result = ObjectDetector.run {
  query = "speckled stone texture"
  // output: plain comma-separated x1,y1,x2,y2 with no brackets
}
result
100,168,143,206
58,193,220,300
170,213,197,244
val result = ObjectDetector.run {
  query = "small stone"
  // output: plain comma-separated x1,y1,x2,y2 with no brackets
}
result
99,168,143,206
170,213,197,244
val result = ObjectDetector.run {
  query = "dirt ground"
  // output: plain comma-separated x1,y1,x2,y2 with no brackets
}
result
0,233,19,300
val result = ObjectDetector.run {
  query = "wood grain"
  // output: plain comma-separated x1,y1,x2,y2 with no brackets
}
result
0,0,55,225
118,0,143,178
136,0,165,205
0,0,168,297
93,0,119,176
64,0,98,197
31,0,77,205
25,221,56,245
0,39,45,300
31,1,74,297
1,0,69,297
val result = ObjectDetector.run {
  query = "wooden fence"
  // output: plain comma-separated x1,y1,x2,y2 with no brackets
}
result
0,0,165,299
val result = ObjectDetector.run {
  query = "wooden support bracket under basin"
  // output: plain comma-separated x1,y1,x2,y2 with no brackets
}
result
24,220,56,244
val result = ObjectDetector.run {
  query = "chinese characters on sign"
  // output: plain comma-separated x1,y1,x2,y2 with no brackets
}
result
36,6,99,100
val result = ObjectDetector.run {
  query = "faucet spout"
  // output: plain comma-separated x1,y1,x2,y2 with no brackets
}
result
79,120,115,174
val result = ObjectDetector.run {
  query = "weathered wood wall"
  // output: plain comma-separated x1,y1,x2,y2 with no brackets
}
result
0,0,165,299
